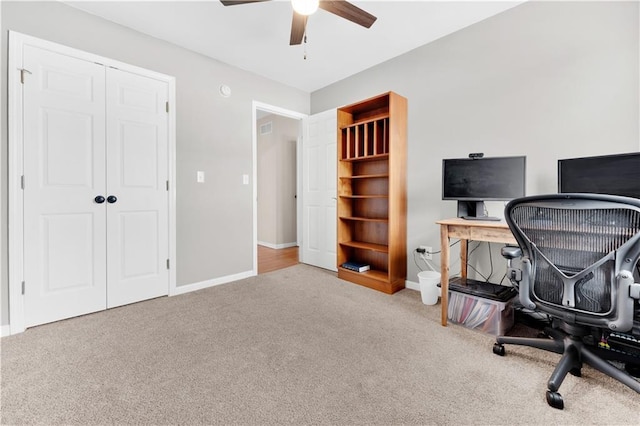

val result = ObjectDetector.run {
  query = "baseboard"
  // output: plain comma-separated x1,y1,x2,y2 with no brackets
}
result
257,241,297,250
405,280,420,291
2,278,420,334
171,270,255,296
2,273,256,334
1,325,11,337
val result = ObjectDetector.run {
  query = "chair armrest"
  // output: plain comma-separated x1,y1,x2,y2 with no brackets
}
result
501,245,522,260
630,283,640,300
502,245,523,283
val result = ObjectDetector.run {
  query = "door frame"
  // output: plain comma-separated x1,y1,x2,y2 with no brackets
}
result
251,101,306,274
7,31,177,335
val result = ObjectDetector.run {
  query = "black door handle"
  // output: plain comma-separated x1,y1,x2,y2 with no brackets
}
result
107,195,118,204
94,195,106,204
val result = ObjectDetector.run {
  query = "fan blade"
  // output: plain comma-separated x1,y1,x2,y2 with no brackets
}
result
319,0,377,28
220,0,271,6
290,12,308,45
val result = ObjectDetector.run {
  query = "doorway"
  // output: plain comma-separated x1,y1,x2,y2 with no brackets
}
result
254,105,302,274
251,102,338,276
252,102,305,274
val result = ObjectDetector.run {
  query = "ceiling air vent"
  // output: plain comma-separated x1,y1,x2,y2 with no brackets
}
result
260,121,273,135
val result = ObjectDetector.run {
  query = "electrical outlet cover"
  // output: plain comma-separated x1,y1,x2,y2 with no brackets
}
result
420,245,433,260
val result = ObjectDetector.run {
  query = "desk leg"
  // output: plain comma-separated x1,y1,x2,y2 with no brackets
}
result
440,224,449,326
460,239,468,280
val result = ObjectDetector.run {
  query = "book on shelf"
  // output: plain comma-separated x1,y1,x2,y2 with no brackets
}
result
341,261,370,273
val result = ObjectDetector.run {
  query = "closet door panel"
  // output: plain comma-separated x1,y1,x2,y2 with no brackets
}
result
106,68,169,308
22,45,107,327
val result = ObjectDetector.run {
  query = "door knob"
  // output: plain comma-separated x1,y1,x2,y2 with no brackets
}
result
94,195,106,204
107,195,118,204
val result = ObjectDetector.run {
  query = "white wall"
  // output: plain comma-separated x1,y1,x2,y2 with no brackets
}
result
0,1,310,327
257,114,298,247
257,116,278,246
311,1,639,284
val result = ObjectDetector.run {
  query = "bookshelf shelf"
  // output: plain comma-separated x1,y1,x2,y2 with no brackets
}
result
337,267,389,286
340,153,389,163
339,240,389,253
339,173,389,180
339,216,388,223
339,194,388,199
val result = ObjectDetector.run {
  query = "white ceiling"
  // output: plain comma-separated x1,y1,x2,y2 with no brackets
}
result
65,0,525,92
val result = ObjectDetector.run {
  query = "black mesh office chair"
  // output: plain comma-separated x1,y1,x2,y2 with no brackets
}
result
494,194,640,409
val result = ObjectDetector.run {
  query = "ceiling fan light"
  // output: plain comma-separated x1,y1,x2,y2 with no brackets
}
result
291,0,319,16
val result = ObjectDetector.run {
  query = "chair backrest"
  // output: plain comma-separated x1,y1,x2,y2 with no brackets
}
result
505,194,640,332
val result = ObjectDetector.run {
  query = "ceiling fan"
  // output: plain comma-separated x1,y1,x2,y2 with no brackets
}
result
219,0,377,45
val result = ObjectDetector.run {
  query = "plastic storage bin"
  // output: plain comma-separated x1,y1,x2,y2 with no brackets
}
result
447,290,516,335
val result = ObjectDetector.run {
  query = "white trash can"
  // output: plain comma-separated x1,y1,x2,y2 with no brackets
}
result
418,271,441,305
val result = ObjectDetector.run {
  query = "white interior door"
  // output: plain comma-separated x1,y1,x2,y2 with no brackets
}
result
301,109,337,271
105,68,169,308
23,45,107,327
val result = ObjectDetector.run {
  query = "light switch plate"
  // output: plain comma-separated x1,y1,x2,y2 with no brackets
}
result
242,174,249,185
197,171,205,183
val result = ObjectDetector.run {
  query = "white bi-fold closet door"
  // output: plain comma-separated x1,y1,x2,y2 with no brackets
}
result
20,39,171,328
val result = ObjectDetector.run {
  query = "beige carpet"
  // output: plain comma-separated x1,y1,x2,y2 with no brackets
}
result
1,264,638,425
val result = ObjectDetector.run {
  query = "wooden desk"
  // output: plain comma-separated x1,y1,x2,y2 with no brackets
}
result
436,218,517,326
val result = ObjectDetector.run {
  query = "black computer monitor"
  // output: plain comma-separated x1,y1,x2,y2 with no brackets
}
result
558,152,640,199
442,156,526,220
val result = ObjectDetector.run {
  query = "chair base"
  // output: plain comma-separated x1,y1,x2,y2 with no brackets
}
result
494,325,640,409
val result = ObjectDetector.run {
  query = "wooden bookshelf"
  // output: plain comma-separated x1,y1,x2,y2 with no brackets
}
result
337,92,407,294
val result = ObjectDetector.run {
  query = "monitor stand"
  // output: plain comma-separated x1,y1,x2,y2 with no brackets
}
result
457,201,501,221
462,215,501,221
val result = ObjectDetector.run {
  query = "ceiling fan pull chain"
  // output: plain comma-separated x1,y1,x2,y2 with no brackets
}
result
303,33,308,60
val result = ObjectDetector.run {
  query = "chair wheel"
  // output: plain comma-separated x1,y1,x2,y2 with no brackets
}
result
537,331,548,338
625,363,640,378
546,390,564,409
493,343,506,356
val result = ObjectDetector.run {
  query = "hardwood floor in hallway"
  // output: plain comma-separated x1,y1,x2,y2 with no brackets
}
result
258,245,299,274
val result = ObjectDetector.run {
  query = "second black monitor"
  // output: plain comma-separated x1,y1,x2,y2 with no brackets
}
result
558,152,640,199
